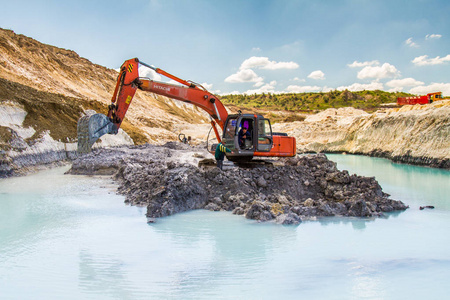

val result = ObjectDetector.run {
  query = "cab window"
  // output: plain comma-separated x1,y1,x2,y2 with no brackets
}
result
257,119,273,151
224,118,237,139
258,119,272,138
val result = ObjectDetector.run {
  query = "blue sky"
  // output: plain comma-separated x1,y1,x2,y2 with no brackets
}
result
1,0,449,95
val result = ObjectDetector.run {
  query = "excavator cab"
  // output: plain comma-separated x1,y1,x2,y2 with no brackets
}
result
221,114,274,162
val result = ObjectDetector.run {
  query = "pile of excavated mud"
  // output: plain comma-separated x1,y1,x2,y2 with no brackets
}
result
68,143,408,225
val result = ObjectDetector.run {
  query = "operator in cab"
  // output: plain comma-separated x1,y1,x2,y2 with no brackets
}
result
238,126,251,149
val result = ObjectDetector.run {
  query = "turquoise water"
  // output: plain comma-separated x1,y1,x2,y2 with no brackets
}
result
0,156,449,299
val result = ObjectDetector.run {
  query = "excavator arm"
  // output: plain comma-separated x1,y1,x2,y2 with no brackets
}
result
77,57,297,160
77,58,228,153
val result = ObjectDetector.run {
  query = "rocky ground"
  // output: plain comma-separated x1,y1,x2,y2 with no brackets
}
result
68,143,408,225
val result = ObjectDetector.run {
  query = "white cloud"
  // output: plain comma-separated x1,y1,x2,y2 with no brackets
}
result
412,54,450,66
201,82,213,90
252,79,276,88
225,69,264,83
292,77,305,82
387,87,404,93
220,90,241,96
252,47,261,52
405,37,419,48
244,81,277,95
425,34,442,40
240,56,299,70
386,78,424,88
307,70,325,80
409,83,450,95
286,85,322,93
139,65,162,81
357,63,400,79
336,81,384,92
348,60,379,68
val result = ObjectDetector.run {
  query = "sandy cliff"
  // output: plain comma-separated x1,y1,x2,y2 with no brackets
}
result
274,101,450,168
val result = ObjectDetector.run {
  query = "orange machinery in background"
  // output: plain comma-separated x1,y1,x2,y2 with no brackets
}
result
397,92,449,105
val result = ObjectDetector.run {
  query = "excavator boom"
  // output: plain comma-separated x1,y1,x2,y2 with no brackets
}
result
109,58,228,130
77,58,227,153
77,58,296,160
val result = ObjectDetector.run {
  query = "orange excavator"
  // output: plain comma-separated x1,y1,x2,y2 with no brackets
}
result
77,58,296,162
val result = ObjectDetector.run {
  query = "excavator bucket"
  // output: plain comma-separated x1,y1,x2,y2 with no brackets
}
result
77,113,118,154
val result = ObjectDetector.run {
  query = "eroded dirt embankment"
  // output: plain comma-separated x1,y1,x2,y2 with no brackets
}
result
274,102,450,169
68,143,408,224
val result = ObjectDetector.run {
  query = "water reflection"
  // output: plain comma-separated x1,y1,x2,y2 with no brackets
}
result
315,216,373,230
315,210,404,230
334,257,450,299
154,211,297,252
78,250,136,299
149,210,298,297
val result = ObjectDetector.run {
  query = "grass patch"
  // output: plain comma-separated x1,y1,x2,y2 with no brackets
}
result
220,90,411,113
